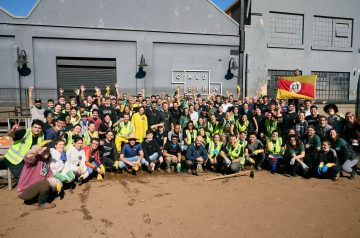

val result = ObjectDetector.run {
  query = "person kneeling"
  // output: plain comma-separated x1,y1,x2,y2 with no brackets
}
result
219,134,246,173
163,135,182,173
317,140,340,181
186,136,208,175
142,130,163,173
206,134,223,172
118,135,147,174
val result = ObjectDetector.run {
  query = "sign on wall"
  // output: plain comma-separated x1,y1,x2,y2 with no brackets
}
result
171,70,222,95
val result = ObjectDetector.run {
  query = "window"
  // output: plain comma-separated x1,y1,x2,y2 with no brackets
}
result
313,16,353,48
269,12,304,45
312,71,350,100
267,70,301,99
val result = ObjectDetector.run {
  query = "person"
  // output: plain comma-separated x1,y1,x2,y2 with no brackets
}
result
163,135,182,173
305,105,320,127
328,129,358,179
315,115,332,141
79,112,89,136
342,112,360,153
146,102,160,127
4,119,44,180
43,111,54,131
284,135,308,177
45,116,66,147
98,96,117,122
142,130,163,172
99,131,119,171
88,109,102,131
206,114,220,138
317,140,340,181
206,133,223,171
168,124,183,144
131,106,148,142
245,132,265,170
28,86,45,122
302,126,321,176
184,120,197,150
78,138,105,184
64,137,88,180
50,139,76,184
265,131,285,174
17,143,60,209
295,112,308,138
158,102,173,133
186,136,208,175
179,107,191,131
98,114,113,140
62,124,81,151
83,122,99,146
113,114,133,153
324,103,343,134
152,123,167,149
118,135,147,173
220,134,246,173
69,107,80,126
235,114,252,134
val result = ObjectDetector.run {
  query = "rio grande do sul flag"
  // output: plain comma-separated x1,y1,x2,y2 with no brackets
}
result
276,75,317,100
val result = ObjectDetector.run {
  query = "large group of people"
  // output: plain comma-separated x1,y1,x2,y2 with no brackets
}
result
1,78,359,209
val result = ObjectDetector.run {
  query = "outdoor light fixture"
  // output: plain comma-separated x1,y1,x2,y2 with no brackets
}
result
17,49,31,77
136,54,148,79
225,58,238,80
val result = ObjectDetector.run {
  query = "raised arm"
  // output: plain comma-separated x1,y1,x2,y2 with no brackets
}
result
28,86,34,108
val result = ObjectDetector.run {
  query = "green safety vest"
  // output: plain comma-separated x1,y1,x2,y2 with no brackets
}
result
267,138,282,155
265,119,278,138
116,121,133,137
208,141,223,158
207,121,220,136
5,128,44,165
236,120,249,133
226,143,244,161
84,131,99,145
185,129,197,145
64,131,73,151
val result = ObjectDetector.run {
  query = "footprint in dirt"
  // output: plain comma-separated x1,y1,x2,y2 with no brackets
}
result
56,210,69,215
145,233,152,237
20,212,29,218
143,214,151,224
100,218,114,228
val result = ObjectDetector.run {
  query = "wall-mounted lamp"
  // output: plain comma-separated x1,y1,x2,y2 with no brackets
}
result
136,54,148,79
225,58,238,80
17,49,31,77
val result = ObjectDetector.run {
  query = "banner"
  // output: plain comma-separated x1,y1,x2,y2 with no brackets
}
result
276,75,317,100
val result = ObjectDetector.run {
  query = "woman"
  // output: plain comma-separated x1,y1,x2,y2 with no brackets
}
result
79,138,105,183
184,120,197,150
131,106,148,142
231,106,241,121
241,102,258,133
235,114,252,134
153,123,167,149
329,129,358,179
50,139,76,183
98,114,113,140
43,111,54,131
69,107,80,126
17,143,60,209
284,136,308,177
317,140,340,181
342,112,360,152
53,104,64,121
64,137,88,179
83,122,99,146
195,117,206,130
179,107,191,132
100,130,119,170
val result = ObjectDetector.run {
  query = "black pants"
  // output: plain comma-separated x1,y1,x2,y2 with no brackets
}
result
18,180,51,204
0,159,24,181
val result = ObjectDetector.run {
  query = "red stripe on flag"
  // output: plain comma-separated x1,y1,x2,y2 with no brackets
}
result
278,79,315,98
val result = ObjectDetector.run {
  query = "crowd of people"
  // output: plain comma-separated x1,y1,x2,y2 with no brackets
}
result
1,80,359,209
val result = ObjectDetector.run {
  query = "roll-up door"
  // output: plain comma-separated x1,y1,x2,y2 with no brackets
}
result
57,58,116,99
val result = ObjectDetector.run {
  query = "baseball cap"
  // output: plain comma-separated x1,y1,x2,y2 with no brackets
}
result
34,98,42,103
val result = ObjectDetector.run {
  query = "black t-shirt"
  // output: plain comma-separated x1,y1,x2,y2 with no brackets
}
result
305,115,320,127
100,140,118,161
154,130,167,148
284,111,298,130
163,141,182,155
13,129,39,147
215,112,225,123
99,105,116,121
99,123,112,139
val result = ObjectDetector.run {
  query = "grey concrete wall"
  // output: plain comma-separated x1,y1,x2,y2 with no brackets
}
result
0,0,240,96
245,0,360,100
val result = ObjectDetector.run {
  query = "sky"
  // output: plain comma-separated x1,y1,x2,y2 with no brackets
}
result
0,0,235,17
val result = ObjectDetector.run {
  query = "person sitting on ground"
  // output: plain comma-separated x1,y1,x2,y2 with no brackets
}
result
163,135,182,173
265,131,285,174
78,138,105,184
317,140,340,181
245,132,265,170
4,119,44,181
17,142,61,209
142,130,163,173
206,133,223,172
64,137,88,180
186,136,208,175
99,130,119,171
220,134,246,173
50,139,76,184
302,126,321,176
118,135,147,174
284,135,308,177
184,120,197,151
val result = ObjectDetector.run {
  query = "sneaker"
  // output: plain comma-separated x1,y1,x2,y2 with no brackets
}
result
332,173,340,181
289,158,296,165
350,170,357,180
187,169,192,174
196,163,203,174
165,168,171,174
77,177,83,186
38,203,56,210
176,163,181,173
192,169,198,176
290,172,297,177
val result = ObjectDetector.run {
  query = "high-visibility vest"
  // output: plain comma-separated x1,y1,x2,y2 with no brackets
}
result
64,131,73,151
226,143,244,161
265,119,278,138
116,121,133,138
267,138,282,154
84,131,98,145
5,128,44,165
207,121,220,136
236,120,249,133
185,129,197,145
208,141,223,158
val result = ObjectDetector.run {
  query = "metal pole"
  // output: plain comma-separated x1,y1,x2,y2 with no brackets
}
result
239,0,245,99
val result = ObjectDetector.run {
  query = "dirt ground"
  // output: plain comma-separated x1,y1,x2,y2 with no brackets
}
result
0,171,359,238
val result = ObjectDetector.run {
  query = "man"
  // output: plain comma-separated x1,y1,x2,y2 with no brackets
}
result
206,114,220,138
113,114,133,152
163,135,182,173
220,134,246,173
303,100,312,117
3,119,44,180
221,97,233,113
118,135,147,174
306,105,320,127
302,126,321,175
88,109,102,131
146,102,160,127
186,136,208,175
142,130,163,172
170,101,182,125
98,97,116,122
158,102,173,133
221,112,235,144
284,103,297,131
168,124,183,144
206,134,223,171
189,105,199,123
45,117,66,147
28,86,45,122
265,131,285,174
246,132,265,170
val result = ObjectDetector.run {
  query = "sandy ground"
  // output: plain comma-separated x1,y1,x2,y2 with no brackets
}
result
0,171,360,238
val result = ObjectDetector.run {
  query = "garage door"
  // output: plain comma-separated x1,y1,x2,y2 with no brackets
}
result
57,58,117,99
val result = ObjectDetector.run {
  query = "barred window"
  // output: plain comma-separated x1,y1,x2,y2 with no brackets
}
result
313,16,353,48
267,70,301,99
312,71,350,100
269,12,304,45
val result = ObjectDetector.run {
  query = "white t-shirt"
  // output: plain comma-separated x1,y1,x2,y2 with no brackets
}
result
30,106,45,122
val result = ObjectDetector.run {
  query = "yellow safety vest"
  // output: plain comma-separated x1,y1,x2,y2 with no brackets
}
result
84,131,99,145
116,121,133,137
267,138,282,154
5,128,44,165
208,141,223,158
64,131,73,151
236,120,249,133
226,143,244,161
185,129,197,145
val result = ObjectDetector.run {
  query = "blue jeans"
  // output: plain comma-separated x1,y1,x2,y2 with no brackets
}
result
86,161,100,174
148,152,159,162
119,156,148,169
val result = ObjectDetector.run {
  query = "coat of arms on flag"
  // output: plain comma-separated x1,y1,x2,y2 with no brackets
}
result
276,75,317,100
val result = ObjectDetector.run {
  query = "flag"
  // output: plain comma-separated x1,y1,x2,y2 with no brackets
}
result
276,75,317,100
